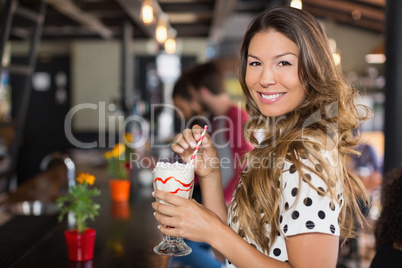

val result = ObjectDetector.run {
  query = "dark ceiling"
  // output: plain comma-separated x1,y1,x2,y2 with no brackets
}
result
1,0,385,42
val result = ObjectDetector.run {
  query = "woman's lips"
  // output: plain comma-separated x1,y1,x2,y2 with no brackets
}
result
258,92,286,104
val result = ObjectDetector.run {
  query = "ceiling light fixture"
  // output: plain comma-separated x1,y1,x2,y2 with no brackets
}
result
165,38,176,54
165,28,177,54
290,0,302,9
141,0,154,25
156,13,168,43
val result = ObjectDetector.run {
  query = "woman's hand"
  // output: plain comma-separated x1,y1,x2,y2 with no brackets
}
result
152,190,224,244
172,125,220,180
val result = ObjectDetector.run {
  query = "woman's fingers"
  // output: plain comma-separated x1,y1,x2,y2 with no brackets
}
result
183,128,198,148
153,190,187,208
191,124,204,140
172,134,187,155
152,195,221,243
181,125,208,149
152,191,194,230
171,125,212,161
171,124,219,178
154,211,177,228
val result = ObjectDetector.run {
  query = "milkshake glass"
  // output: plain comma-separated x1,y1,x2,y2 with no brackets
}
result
153,162,194,256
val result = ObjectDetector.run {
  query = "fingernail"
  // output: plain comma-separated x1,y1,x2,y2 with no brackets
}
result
195,134,200,140
190,142,196,148
182,143,188,149
153,212,156,216
157,225,161,229
177,148,184,153
151,191,155,197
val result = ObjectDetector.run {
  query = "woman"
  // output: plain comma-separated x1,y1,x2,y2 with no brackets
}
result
152,6,370,267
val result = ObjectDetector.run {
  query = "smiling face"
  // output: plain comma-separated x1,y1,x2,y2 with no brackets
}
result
245,30,306,117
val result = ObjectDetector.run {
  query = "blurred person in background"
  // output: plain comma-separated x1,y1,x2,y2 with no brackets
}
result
349,143,382,196
370,163,402,268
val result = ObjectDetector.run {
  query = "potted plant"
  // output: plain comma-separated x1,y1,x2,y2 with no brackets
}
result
57,173,101,261
105,133,133,202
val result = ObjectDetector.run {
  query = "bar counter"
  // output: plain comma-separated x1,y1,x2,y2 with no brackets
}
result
1,151,169,268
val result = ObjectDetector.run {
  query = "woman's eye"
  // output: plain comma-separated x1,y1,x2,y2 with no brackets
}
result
278,61,291,67
249,61,261,66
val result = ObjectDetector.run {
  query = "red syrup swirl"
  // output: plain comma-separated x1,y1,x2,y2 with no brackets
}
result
154,176,194,187
154,176,194,195
169,186,193,194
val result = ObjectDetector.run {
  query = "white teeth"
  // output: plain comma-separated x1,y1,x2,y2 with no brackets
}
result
260,93,284,100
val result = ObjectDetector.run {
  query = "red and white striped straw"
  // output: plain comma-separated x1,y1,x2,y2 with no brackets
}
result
188,125,208,167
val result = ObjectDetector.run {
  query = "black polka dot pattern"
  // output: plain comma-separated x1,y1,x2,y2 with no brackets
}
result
289,165,297,174
273,248,281,257
226,150,343,266
304,197,313,206
318,211,326,219
306,221,315,229
291,211,299,220
303,173,311,182
315,163,323,172
277,157,342,256
317,187,325,196
291,187,298,197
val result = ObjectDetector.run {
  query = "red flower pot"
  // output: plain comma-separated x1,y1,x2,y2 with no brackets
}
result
109,179,131,202
64,229,96,261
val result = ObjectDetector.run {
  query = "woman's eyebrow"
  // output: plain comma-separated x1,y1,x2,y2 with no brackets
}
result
247,54,260,60
273,52,298,59
248,52,298,60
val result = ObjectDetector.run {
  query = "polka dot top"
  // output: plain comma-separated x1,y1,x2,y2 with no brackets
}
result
226,150,344,266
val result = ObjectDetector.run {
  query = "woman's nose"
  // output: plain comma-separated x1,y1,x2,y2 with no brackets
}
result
259,67,276,87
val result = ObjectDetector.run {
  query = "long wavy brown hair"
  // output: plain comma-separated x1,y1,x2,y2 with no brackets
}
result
232,6,371,254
